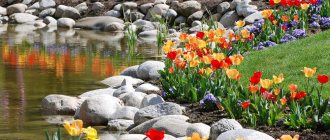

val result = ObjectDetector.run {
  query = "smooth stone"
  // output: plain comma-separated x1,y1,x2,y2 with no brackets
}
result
110,106,139,120
216,129,275,140
136,83,160,93
217,2,230,15
112,79,136,97
107,119,134,131
34,19,46,28
146,4,169,20
105,22,125,32
0,6,7,15
62,6,81,19
121,92,147,108
113,4,122,11
120,65,139,78
75,16,124,30
140,94,165,108
138,30,157,41
134,102,184,125
75,2,88,15
136,61,165,80
38,8,56,18
45,115,74,125
105,10,122,18
44,16,57,26
244,11,263,24
119,134,146,140
186,123,211,138
133,19,155,33
236,3,257,17
79,88,116,98
25,9,39,16
75,94,124,126
129,115,189,134
121,2,138,11
220,11,239,28
172,1,201,17
191,20,202,27
174,16,186,25
163,9,177,22
139,3,154,15
57,18,75,28
9,13,37,24
188,24,209,33
154,0,166,4
54,5,67,18
41,94,83,115
7,3,28,15
22,0,33,5
91,2,104,12
187,10,203,25
230,0,242,10
125,11,144,22
39,0,56,10
152,118,191,137
28,2,39,10
101,75,143,88
210,119,243,140
99,134,118,140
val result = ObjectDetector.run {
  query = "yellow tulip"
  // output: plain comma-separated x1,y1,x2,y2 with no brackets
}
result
274,0,281,3
302,67,316,78
226,69,240,80
205,67,213,75
83,127,100,140
184,52,197,62
273,88,281,95
198,40,207,49
273,73,284,84
235,20,245,28
261,9,273,19
163,40,175,53
213,53,225,61
229,54,244,65
186,132,208,140
260,79,273,89
190,59,200,68
240,29,250,39
201,55,212,64
63,120,84,136
216,28,225,37
301,3,310,10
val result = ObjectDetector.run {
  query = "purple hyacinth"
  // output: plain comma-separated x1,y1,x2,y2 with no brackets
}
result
320,17,330,29
253,19,264,30
291,21,299,27
280,34,297,43
259,41,278,47
291,29,306,39
310,21,320,28
247,25,260,35
199,91,217,106
253,45,266,50
310,14,320,22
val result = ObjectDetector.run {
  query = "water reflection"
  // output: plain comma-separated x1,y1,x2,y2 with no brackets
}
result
0,24,160,139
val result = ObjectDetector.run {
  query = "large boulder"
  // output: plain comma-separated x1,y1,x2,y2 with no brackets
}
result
75,2,88,15
104,22,125,32
43,16,57,26
136,61,165,80
140,94,164,108
7,3,28,15
39,0,56,10
41,94,83,115
54,5,67,18
110,106,139,120
39,8,56,18
75,95,124,126
172,1,201,17
135,83,160,93
74,16,124,30
105,10,122,18
101,75,143,88
121,2,138,12
236,2,258,17
187,11,203,25
216,129,275,140
134,102,184,125
139,3,154,15
217,2,231,15
186,123,210,138
62,6,81,19
210,119,243,140
152,117,191,137
129,115,189,134
121,92,147,108
112,79,136,97
219,11,239,28
57,18,75,28
0,6,7,16
9,13,38,24
120,65,139,78
146,4,169,20
244,11,263,24
91,2,104,12
79,88,116,98
28,2,40,10
133,19,155,33
107,119,134,131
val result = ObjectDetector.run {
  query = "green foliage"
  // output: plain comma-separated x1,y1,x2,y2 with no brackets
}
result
320,0,330,17
156,17,169,48
45,128,61,140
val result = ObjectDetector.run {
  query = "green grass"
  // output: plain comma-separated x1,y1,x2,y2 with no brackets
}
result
238,29,330,98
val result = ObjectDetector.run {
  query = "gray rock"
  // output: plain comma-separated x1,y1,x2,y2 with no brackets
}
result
138,30,157,41
140,94,165,108
210,119,243,140
57,18,75,28
129,115,189,133
136,61,165,80
101,75,143,88
146,4,169,21
54,5,68,18
44,16,57,26
110,106,139,120
79,88,116,98
230,0,242,10
75,2,88,15
108,119,134,131
220,11,239,28
187,11,203,25
0,6,7,16
186,123,210,138
121,2,138,11
112,79,136,97
188,24,209,33
41,94,83,115
99,134,118,140
126,11,145,22
75,94,124,126
9,13,38,24
134,102,184,125
105,22,125,32
28,2,39,10
191,20,202,27
217,2,230,15
216,129,275,140
236,2,258,17
133,19,155,33
22,0,33,5
34,19,46,28
39,0,56,10
120,65,139,78
39,8,56,18
75,16,124,30
91,2,104,12
139,3,154,15
113,4,122,11
174,16,186,25
62,6,81,19
211,13,222,21
244,11,263,24
7,3,28,15
136,83,160,93
25,9,39,16
119,134,146,140
45,115,74,125
154,0,167,4
122,92,147,108
0,16,9,23
105,10,122,18
173,1,201,17
163,9,177,22
152,118,191,137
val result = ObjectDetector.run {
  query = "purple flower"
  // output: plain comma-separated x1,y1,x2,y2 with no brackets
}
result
291,29,306,39
259,41,278,47
280,34,296,43
310,14,320,22
291,21,299,27
247,25,260,35
161,91,167,97
199,91,217,106
253,19,264,29
320,17,330,29
253,45,266,50
310,21,320,28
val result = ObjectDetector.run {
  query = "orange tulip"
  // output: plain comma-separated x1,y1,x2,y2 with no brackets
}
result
261,9,273,18
248,85,259,94
229,54,244,65
235,20,245,28
280,97,287,105
240,29,250,39
302,67,316,78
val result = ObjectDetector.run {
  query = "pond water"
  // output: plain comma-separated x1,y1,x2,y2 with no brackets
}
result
0,24,160,139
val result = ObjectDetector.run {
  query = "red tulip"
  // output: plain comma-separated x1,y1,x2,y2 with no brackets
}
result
211,60,221,69
309,0,318,5
249,71,262,85
167,51,177,60
294,0,301,6
318,74,329,84
224,57,232,65
263,91,276,101
260,87,267,94
281,0,287,6
144,128,165,140
241,101,251,109
269,0,275,6
196,32,205,39
294,91,307,100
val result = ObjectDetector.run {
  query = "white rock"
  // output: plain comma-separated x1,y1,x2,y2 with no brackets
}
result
91,2,104,12
172,1,201,17
43,16,57,26
120,65,139,78
28,2,39,10
107,119,134,131
210,119,243,140
75,16,124,30
244,11,263,24
75,2,88,14
121,92,147,108
113,4,122,11
152,117,191,137
139,3,154,15
110,106,139,120
119,134,146,140
41,94,83,115
136,61,165,80
112,79,136,97
9,13,38,24
79,88,116,98
220,11,239,28
154,0,166,4
0,6,7,15
105,22,125,32
62,6,81,19
186,123,211,138
140,94,165,108
217,2,230,15
57,18,75,28
105,10,122,18
216,129,275,140
38,8,56,18
39,0,56,10
136,83,160,93
7,3,28,15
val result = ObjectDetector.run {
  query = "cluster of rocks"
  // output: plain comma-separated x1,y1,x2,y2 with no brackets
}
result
41,60,275,140
0,0,264,41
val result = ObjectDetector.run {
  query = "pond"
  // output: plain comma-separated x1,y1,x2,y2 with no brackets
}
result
0,24,160,139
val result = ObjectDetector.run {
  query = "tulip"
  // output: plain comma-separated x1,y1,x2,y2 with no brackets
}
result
294,91,307,100
226,69,240,80
274,0,281,3
282,15,289,22
261,9,273,19
235,20,245,28
163,40,175,53
293,15,299,21
317,74,329,84
201,55,212,64
196,32,205,39
145,128,165,140
229,54,244,65
273,73,284,84
216,28,225,37
249,71,262,85
205,67,213,75
83,127,100,140
63,120,83,136
190,59,200,68
248,85,259,94
167,51,177,61
263,91,276,101
179,33,188,42
168,67,174,73
289,84,297,92
273,88,281,95
240,29,250,39
300,3,310,10
270,0,275,6
198,40,207,49
186,132,208,140
280,97,287,105
213,53,225,61
309,0,318,5
241,101,251,109
184,52,197,62
302,67,316,78
280,134,299,140
260,79,273,89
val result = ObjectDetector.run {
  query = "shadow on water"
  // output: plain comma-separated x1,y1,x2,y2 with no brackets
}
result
0,24,161,139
